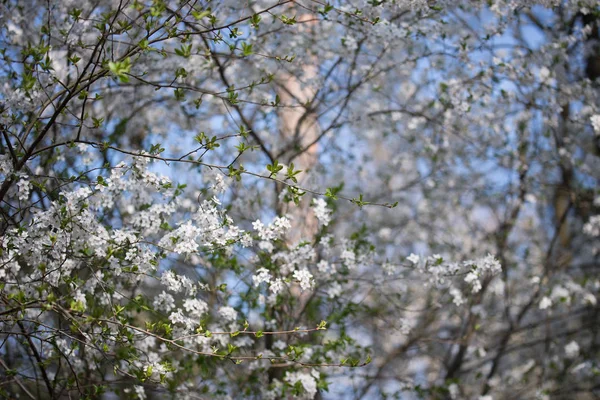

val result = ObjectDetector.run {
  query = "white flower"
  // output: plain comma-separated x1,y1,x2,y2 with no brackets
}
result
252,219,264,232
591,114,600,135
240,232,253,247
17,176,30,201
450,287,465,306
134,385,146,400
161,271,196,295
583,215,600,237
311,198,332,226
480,254,502,275
158,221,201,255
253,268,272,286
143,361,169,381
209,172,227,194
538,66,550,81
327,282,342,298
317,260,330,273
448,383,459,399
73,291,87,311
153,291,175,312
293,269,314,291
539,296,552,310
284,370,319,400
258,240,275,253
583,293,597,306
270,278,285,294
464,271,482,293
272,216,291,234
341,249,356,269
218,306,237,321
169,309,196,332
253,216,291,241
565,341,580,358
341,35,358,51
378,227,392,240
0,154,13,175
382,262,396,275
551,285,570,303
407,253,420,264
273,340,287,350
183,298,208,318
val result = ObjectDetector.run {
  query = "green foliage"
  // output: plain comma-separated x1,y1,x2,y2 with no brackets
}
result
108,58,131,82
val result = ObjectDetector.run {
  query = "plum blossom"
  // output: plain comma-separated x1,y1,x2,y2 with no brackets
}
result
407,253,420,264
591,114,600,135
218,306,238,321
293,269,314,291
464,271,482,293
16,176,30,201
311,198,332,226
134,385,146,400
450,287,465,306
565,341,580,358
327,282,342,298
284,370,319,400
253,268,272,286
153,291,175,312
539,296,552,310
182,298,208,319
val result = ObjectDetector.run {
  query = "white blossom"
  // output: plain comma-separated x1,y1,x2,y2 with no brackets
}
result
311,198,332,226
183,298,208,319
591,114,600,135
284,370,319,400
218,306,238,322
293,269,314,291
539,296,553,310
407,253,420,264
134,385,146,400
565,341,580,359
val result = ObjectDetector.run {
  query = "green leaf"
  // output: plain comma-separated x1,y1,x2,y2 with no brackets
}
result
192,10,211,20
285,163,302,183
267,160,284,177
70,300,85,313
280,14,297,25
175,43,192,58
149,143,165,155
92,116,104,128
174,87,185,101
351,194,369,208
250,14,261,29
107,58,131,82
318,3,334,16
325,188,338,200
241,42,253,57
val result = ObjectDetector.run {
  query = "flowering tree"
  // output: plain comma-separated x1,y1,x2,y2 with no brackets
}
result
0,0,599,399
